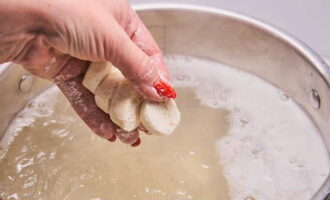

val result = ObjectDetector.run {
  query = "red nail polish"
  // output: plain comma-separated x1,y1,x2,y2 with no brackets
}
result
131,138,141,147
108,135,116,142
154,80,177,99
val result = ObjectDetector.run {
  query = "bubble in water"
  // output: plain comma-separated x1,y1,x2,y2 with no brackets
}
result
52,128,69,138
37,152,46,158
245,196,256,200
252,149,259,155
289,158,304,168
223,88,231,95
297,163,304,168
8,176,15,182
281,93,290,101
252,145,263,156
57,116,68,124
212,101,219,107
177,75,185,81
240,136,253,143
144,187,150,193
27,101,35,108
224,139,231,144
176,190,187,195
37,102,45,108
201,164,210,169
7,193,19,200
240,119,249,127
177,155,185,161
16,157,34,173
277,90,290,101
48,152,56,160
171,55,178,60
321,172,327,177
184,56,192,62
176,74,190,81
233,107,240,113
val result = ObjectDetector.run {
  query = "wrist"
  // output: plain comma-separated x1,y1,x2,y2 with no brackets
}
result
0,0,51,64
0,0,54,32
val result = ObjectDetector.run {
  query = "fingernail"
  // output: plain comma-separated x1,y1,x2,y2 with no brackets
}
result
154,80,176,99
131,138,141,147
108,134,117,142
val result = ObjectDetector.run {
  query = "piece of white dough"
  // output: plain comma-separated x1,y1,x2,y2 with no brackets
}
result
82,62,110,93
94,76,118,113
140,99,181,136
109,80,143,132
94,65,125,113
84,61,181,136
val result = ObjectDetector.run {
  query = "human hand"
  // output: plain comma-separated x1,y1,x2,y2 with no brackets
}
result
0,0,175,145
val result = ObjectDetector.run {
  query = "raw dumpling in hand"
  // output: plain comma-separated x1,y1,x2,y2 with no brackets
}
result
82,61,181,137
140,99,180,136
109,80,143,132
94,65,124,113
82,61,111,93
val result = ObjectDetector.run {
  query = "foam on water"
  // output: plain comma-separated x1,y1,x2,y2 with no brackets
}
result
0,55,329,200
166,55,330,200
0,87,59,160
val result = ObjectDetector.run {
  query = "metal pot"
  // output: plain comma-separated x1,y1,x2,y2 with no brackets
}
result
0,4,329,200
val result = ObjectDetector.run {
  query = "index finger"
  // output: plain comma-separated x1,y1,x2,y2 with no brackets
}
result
125,10,169,80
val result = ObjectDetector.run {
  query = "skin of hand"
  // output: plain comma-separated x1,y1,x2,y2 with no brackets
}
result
0,0,174,146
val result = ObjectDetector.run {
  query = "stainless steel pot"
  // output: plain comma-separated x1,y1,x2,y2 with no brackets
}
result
0,4,329,200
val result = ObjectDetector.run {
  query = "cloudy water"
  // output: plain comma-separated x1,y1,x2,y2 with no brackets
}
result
0,55,329,200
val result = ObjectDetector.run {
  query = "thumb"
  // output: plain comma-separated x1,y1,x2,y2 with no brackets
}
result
105,18,176,101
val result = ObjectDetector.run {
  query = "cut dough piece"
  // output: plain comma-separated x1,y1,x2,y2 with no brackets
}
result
140,99,180,136
84,61,181,137
94,65,125,113
82,62,110,93
109,80,143,132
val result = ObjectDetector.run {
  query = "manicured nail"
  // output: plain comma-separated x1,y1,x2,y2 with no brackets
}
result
131,138,141,147
108,134,117,142
154,80,176,99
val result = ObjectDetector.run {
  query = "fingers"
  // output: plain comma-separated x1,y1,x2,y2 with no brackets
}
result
122,9,177,100
125,11,169,79
55,58,117,141
116,128,140,147
102,16,170,101
55,58,141,146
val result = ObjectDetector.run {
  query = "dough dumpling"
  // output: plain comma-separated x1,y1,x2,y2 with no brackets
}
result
83,61,181,136
109,80,143,132
82,62,110,93
140,99,180,135
94,65,124,113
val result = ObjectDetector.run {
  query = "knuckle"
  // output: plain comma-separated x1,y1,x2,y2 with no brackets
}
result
131,56,159,86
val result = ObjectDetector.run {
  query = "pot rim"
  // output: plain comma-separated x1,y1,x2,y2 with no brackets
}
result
134,3,330,88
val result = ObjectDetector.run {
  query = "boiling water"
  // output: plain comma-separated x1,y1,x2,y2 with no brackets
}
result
0,55,329,200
